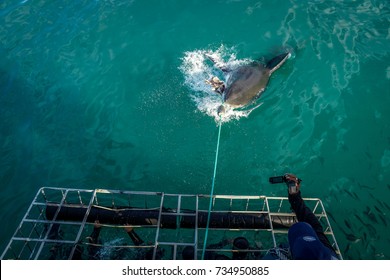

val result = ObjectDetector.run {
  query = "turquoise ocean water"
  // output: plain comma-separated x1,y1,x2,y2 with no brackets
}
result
0,0,389,259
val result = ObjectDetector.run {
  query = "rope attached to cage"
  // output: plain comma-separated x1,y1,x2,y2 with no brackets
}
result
201,115,223,260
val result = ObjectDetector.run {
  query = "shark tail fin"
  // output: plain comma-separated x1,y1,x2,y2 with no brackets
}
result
266,52,291,75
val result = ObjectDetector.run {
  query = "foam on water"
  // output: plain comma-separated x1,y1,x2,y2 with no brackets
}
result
98,237,126,260
179,45,255,123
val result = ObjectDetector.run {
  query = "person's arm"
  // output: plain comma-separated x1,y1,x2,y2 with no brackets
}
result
124,225,144,246
86,220,102,244
88,227,101,244
87,220,102,259
288,191,335,252
288,191,323,229
285,175,335,253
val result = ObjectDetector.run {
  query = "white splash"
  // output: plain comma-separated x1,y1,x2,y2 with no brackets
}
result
179,45,254,123
98,237,125,260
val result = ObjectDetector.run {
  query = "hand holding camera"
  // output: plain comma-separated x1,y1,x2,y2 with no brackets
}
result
269,173,302,194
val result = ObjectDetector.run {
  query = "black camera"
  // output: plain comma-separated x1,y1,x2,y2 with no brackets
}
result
269,176,287,184
269,174,302,193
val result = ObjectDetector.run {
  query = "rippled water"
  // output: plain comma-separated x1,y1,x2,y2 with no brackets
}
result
0,0,389,259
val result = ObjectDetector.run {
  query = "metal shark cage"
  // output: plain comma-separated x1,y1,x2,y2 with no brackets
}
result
1,187,342,260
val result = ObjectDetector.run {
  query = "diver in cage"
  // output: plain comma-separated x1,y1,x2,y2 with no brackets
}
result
123,224,144,246
124,223,165,260
183,237,261,260
263,174,338,260
86,220,103,259
181,239,232,260
85,220,146,259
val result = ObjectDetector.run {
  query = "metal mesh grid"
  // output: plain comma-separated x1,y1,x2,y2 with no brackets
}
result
1,187,342,260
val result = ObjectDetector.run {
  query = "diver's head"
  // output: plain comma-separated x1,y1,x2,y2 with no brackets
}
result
232,237,249,260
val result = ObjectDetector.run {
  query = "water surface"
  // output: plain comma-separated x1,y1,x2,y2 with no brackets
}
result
0,0,389,259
